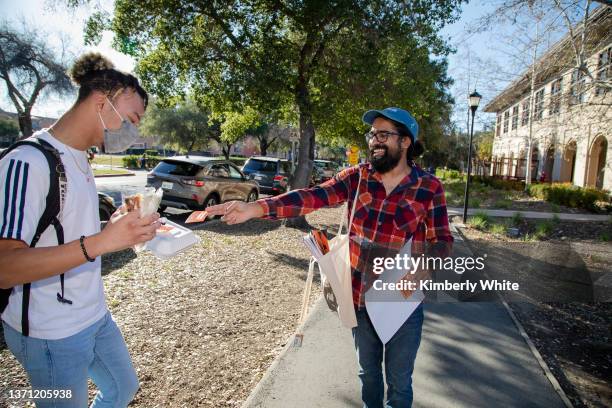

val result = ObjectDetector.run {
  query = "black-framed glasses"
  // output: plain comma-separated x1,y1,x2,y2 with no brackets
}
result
364,130,401,143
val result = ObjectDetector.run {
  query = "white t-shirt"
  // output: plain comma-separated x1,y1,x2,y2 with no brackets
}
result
0,130,107,340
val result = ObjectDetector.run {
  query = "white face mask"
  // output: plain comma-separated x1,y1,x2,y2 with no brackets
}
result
98,97,141,153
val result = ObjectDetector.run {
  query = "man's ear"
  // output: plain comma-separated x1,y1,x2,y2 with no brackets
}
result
401,135,412,150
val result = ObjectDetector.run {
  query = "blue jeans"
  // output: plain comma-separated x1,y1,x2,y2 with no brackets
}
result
352,303,424,408
3,312,139,407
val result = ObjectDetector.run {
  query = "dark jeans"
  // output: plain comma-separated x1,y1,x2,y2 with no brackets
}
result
352,303,424,408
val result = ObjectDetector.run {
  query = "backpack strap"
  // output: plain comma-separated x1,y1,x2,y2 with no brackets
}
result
0,138,70,337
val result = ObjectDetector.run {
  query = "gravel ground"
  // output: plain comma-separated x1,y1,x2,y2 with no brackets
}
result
459,222,612,408
1,206,344,407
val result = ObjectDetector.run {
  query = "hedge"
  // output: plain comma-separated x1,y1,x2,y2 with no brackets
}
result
527,182,611,211
472,176,525,191
435,168,464,181
122,155,161,169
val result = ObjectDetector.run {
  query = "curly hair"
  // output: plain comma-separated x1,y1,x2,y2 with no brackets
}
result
69,52,148,108
384,117,425,161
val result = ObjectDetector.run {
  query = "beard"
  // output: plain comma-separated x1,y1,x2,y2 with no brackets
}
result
369,144,402,174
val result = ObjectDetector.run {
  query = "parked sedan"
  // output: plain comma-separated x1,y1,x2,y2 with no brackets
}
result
147,156,259,211
314,159,339,182
242,156,292,195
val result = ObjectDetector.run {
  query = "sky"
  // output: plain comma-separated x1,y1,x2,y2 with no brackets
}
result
0,0,571,133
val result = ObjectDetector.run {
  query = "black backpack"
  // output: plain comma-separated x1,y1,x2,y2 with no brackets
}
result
0,138,72,337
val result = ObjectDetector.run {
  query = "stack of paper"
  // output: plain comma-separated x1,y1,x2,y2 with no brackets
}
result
302,230,330,260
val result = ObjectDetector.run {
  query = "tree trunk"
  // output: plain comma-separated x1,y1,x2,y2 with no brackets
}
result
223,144,232,160
260,139,267,156
285,80,315,229
18,111,33,139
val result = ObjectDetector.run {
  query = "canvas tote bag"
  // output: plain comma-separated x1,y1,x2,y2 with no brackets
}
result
316,168,363,329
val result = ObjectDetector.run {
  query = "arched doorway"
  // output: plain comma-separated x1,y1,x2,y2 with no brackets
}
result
531,145,540,181
560,140,577,183
508,152,515,178
516,149,526,179
543,145,555,182
491,156,498,176
586,135,608,189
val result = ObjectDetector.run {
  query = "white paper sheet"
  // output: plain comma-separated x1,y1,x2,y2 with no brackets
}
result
365,237,424,344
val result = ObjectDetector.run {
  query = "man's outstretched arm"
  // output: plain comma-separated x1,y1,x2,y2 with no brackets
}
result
206,166,360,224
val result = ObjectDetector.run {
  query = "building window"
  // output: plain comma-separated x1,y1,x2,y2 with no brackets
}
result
549,78,562,115
534,89,544,120
595,46,611,96
521,99,530,126
570,69,586,104
511,106,518,130
503,111,509,133
496,113,501,137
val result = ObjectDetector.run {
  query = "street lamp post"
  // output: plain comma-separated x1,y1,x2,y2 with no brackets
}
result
462,90,482,224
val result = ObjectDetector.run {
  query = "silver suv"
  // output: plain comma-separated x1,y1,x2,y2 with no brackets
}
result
147,156,259,211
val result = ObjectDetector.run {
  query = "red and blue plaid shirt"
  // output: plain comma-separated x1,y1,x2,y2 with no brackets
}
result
257,162,454,308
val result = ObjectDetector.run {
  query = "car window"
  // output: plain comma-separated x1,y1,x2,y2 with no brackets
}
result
244,159,277,173
280,161,292,174
155,160,201,176
208,164,230,178
227,164,244,179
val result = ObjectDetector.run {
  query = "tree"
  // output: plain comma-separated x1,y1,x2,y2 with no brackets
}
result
0,22,73,137
140,99,215,154
0,117,19,137
84,0,463,191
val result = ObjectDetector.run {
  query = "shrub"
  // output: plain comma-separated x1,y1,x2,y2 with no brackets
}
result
122,155,161,169
436,168,464,181
472,176,524,191
471,198,481,208
534,220,554,239
122,155,140,168
511,212,524,227
468,211,490,230
489,223,507,235
528,182,610,211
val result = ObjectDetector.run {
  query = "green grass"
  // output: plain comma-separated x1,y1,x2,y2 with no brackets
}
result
511,212,524,227
108,298,121,309
494,199,512,209
468,211,491,230
550,203,560,213
601,232,610,242
489,223,507,235
93,168,132,176
92,154,127,167
534,219,554,239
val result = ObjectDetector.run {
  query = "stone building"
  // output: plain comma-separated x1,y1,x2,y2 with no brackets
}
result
484,6,611,191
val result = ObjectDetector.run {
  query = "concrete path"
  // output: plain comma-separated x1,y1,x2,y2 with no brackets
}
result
242,227,568,408
447,206,609,221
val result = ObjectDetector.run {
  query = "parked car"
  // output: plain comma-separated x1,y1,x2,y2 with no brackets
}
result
314,159,339,182
98,192,116,222
147,156,259,211
242,156,292,195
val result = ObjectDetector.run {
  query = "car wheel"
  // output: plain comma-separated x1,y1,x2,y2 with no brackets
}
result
203,194,221,218
99,203,113,222
247,190,258,202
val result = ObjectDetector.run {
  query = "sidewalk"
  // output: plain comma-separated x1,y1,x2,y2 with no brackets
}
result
242,226,568,408
447,206,609,221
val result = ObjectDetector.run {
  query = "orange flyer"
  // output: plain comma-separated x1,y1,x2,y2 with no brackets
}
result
185,210,208,224
312,230,330,255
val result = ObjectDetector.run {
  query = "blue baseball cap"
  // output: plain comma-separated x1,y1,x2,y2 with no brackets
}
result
362,107,419,141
